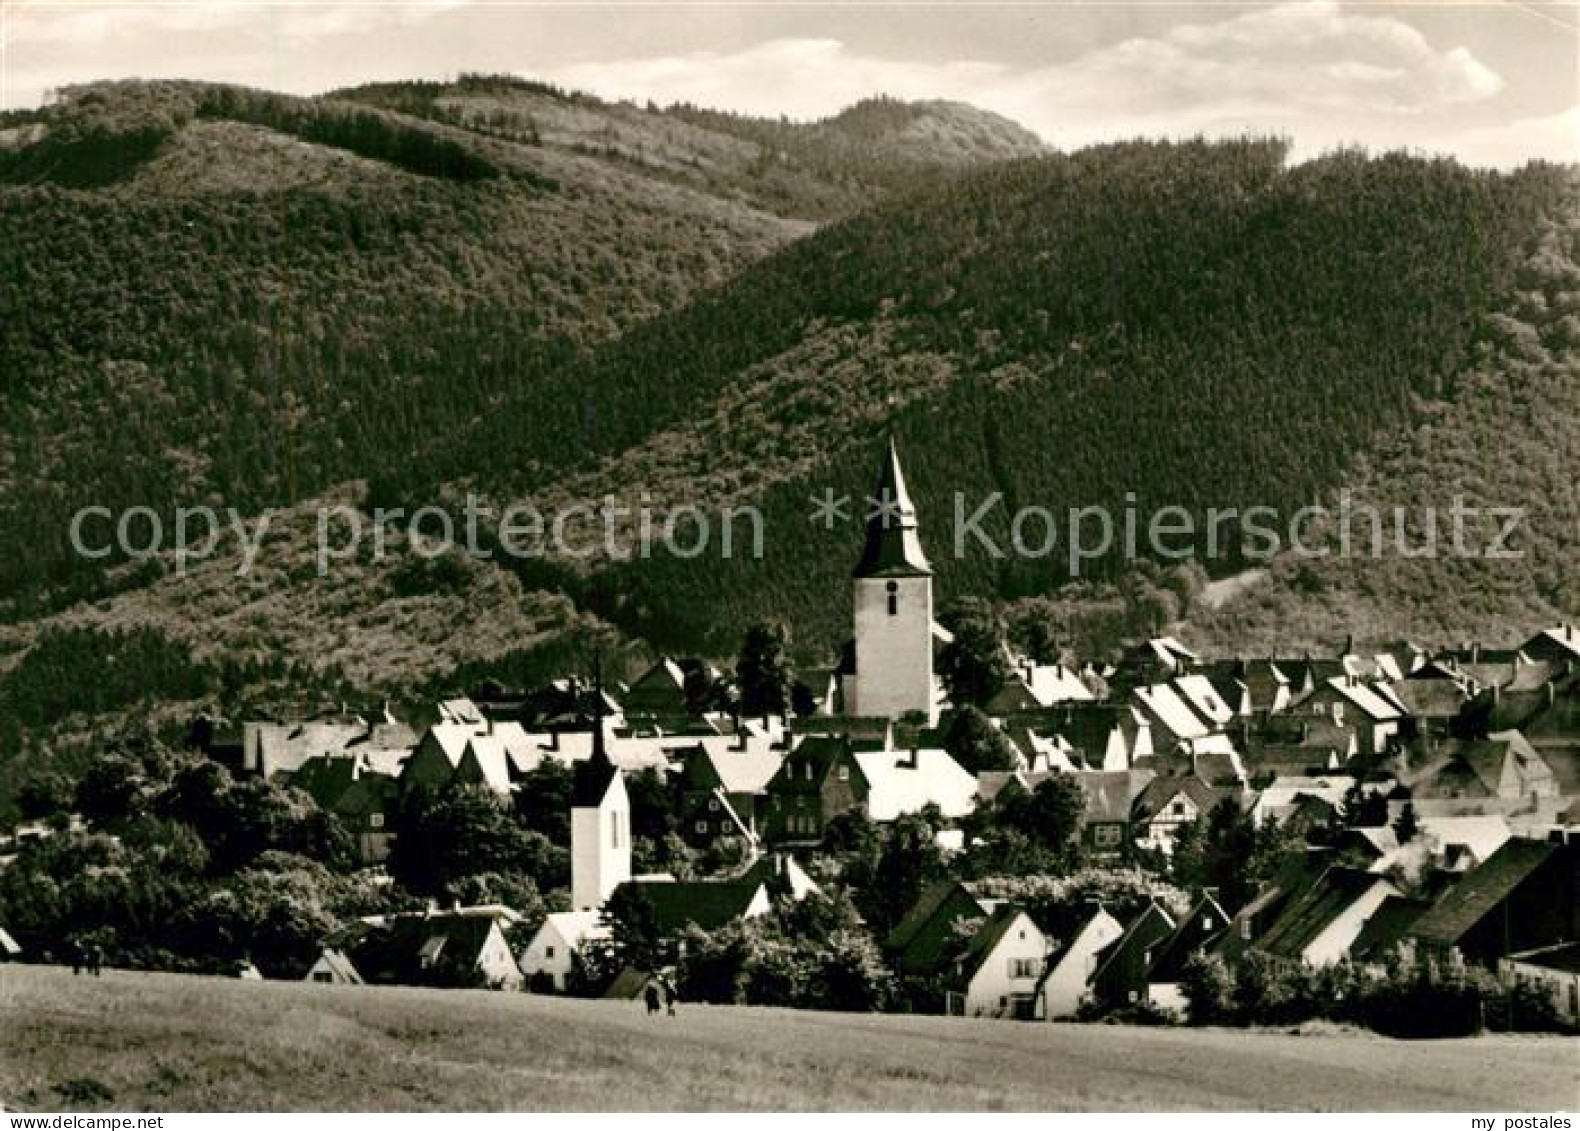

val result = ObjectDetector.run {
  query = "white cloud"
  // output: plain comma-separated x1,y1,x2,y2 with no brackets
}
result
537,1,1522,163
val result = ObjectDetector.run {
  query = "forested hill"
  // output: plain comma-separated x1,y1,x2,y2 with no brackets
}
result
0,77,1041,608
388,139,1577,655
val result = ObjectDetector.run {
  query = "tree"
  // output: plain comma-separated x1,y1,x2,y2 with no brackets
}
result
390,786,563,897
601,882,663,972
17,771,74,821
513,759,573,846
943,706,1019,773
735,621,793,718
861,811,948,936
937,598,1012,708
999,775,1084,850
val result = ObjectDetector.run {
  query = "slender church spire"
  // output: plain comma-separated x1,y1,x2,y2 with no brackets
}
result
854,435,932,578
573,652,617,806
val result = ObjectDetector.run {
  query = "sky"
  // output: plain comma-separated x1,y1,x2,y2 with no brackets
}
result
2,0,1576,167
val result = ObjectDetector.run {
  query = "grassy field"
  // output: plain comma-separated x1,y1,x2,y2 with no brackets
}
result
1,965,1575,1111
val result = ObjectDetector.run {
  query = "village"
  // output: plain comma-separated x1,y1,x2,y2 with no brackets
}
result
4,442,1578,1035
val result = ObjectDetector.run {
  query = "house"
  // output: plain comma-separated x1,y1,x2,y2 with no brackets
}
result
289,753,400,863
303,948,363,985
1091,900,1178,1008
1296,677,1405,757
1041,905,1123,1018
1115,637,1199,689
1074,770,1153,858
351,906,523,990
1499,943,1580,1028
672,740,782,851
1414,732,1557,801
1254,866,1402,966
518,910,609,991
1130,682,1214,754
1518,626,1580,667
621,658,694,720
851,747,977,822
945,905,1048,1020
1407,835,1580,967
1131,776,1230,853
884,880,991,978
1146,893,1231,1013
763,735,864,844
763,735,976,843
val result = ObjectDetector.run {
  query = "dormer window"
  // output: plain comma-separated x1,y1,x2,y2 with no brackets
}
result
886,580,899,616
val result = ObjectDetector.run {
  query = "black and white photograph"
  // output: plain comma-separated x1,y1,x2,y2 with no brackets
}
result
0,0,1577,1114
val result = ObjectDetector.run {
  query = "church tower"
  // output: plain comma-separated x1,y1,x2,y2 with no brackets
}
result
570,665,630,911
848,438,934,721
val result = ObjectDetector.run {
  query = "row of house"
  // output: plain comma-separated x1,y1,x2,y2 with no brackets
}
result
879,828,1580,1023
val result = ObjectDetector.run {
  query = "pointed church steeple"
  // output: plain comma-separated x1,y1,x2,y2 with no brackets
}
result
854,436,932,578
572,653,617,806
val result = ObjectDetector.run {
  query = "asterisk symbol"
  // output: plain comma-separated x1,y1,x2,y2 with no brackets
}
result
866,488,903,526
808,488,851,530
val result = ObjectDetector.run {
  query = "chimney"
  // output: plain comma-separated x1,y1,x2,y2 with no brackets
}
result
1472,644,1481,664
548,726,560,752
733,725,748,753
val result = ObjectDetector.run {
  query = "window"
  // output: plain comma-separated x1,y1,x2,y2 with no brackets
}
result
1240,918,1252,941
838,766,850,782
708,797,720,812
1094,824,1122,848
887,581,899,617
313,972,331,983
695,819,709,834
545,946,555,960
804,763,814,781
611,811,621,849
369,813,384,829
1009,958,1039,979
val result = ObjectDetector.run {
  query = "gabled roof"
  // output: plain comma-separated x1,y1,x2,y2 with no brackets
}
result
1133,683,1211,741
1132,775,1227,822
1173,675,1236,728
1078,769,1152,824
456,736,514,795
624,879,768,936
1256,866,1395,961
885,880,985,954
1349,895,1432,962
1147,893,1230,981
1408,838,1561,946
956,905,1040,983
307,948,364,983
1314,677,1405,722
851,748,977,820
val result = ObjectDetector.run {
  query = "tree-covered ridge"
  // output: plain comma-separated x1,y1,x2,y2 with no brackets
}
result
413,140,1572,654
333,79,1048,221
0,79,810,606
1189,187,1580,651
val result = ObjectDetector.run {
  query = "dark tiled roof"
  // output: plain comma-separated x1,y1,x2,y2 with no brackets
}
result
1256,866,1384,960
853,438,931,578
885,880,981,953
1350,895,1432,962
1408,838,1559,946
627,879,765,935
